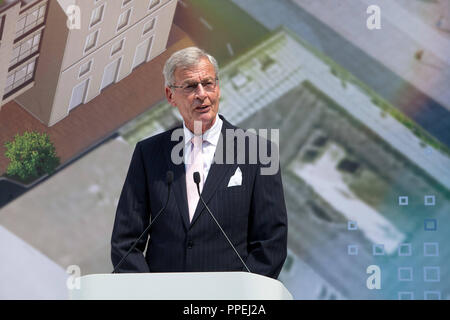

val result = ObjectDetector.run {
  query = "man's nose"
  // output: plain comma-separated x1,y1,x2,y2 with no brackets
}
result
195,83,207,98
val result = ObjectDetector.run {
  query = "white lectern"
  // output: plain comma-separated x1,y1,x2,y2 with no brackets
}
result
69,272,293,300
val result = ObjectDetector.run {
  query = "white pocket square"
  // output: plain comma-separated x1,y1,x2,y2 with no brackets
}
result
227,167,242,187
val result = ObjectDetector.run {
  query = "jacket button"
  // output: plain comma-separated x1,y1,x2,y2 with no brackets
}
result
187,240,193,249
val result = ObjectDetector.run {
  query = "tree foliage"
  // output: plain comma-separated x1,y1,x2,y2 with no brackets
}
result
5,131,60,182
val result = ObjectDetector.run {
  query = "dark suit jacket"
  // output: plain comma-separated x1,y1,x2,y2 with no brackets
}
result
111,115,288,279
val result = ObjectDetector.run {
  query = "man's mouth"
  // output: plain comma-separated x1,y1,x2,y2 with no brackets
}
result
196,105,211,112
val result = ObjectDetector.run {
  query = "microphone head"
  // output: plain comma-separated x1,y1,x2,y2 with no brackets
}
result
193,172,200,185
166,171,174,185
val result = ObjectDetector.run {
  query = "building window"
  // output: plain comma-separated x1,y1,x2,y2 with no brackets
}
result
69,78,89,111
111,39,124,56
84,30,99,53
16,2,46,38
4,59,36,95
90,3,105,28
0,15,5,41
122,0,133,7
132,37,152,70
10,32,41,66
79,60,93,78
149,0,161,10
142,18,155,36
117,8,131,32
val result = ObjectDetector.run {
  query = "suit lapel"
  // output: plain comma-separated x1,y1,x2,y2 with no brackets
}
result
190,116,237,227
163,126,190,231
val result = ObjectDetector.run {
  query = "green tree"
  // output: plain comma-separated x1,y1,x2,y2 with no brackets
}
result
5,131,60,182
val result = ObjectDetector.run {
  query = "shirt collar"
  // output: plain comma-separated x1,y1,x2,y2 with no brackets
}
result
183,114,223,146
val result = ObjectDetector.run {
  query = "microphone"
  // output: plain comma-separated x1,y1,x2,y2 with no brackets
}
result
193,172,251,273
112,171,174,273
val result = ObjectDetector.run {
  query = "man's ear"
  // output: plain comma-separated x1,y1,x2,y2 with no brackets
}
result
165,87,176,107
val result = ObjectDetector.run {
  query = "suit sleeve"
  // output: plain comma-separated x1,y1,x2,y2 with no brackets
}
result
246,140,288,279
111,142,151,272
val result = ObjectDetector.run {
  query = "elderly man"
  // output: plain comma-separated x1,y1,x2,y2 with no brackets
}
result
111,47,287,279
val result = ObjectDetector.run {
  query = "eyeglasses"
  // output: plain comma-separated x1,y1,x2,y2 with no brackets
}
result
170,77,218,94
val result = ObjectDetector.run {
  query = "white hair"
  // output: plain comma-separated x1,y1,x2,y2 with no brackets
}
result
163,47,219,87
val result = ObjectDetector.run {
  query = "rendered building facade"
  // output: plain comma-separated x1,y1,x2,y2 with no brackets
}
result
0,0,177,126
0,0,48,108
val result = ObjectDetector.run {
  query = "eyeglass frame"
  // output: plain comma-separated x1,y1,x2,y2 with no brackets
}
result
169,77,219,94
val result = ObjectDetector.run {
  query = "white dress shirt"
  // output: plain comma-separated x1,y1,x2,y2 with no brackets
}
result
183,114,223,181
